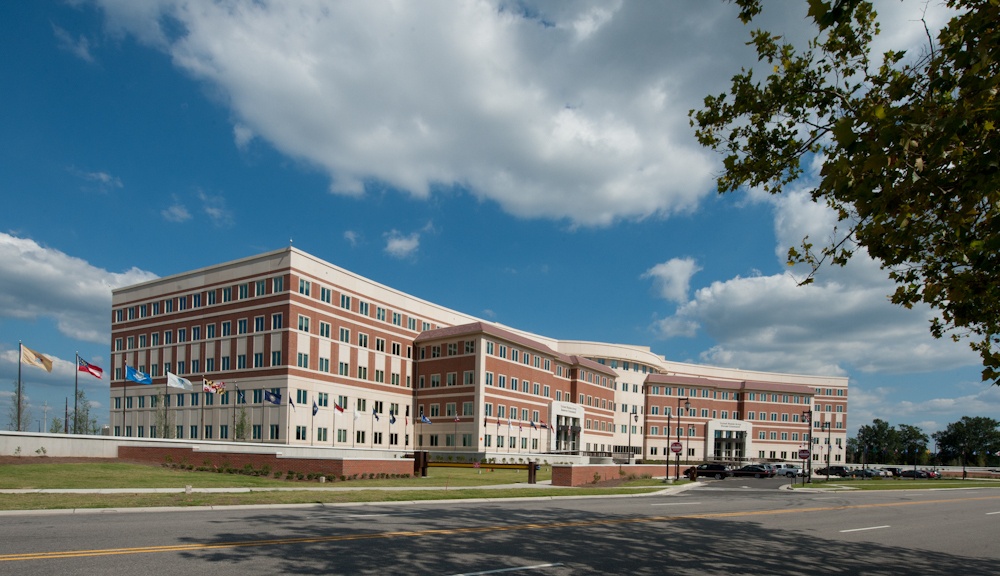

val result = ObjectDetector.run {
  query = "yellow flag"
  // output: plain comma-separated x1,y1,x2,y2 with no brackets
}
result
21,345,53,373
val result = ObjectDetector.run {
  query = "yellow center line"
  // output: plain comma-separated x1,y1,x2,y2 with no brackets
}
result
4,494,998,562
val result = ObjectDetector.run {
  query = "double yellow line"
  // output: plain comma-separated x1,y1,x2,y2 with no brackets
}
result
4,494,998,562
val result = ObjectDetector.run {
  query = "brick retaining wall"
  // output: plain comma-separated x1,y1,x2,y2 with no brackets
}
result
118,446,412,478
552,464,666,487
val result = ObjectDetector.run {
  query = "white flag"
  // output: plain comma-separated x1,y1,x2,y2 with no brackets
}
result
167,372,193,391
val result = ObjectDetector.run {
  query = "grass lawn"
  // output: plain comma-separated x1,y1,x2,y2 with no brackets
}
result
0,461,554,489
0,462,666,510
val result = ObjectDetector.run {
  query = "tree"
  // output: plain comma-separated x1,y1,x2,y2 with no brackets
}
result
933,416,1000,477
7,380,32,431
235,406,249,441
49,417,64,434
70,389,93,435
154,393,175,439
896,423,930,467
854,418,896,463
691,0,1000,381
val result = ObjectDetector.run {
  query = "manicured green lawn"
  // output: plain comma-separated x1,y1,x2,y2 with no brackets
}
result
0,462,667,510
0,462,551,489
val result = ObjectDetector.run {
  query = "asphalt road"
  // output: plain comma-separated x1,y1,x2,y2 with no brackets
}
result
1,478,997,575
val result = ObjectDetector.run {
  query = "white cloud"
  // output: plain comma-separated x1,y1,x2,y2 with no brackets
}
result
383,230,420,259
53,24,95,63
652,190,980,378
197,190,234,228
69,168,124,192
0,232,158,344
642,257,701,304
343,230,360,247
233,123,254,150
161,202,191,223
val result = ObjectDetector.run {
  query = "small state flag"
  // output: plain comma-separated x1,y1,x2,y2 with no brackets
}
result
290,399,296,411
354,410,360,421
390,412,396,425
421,415,432,425
21,345,53,373
165,371,191,390
519,422,523,432
78,358,103,379
373,407,380,422
454,415,460,423
531,421,537,429
127,365,153,385
264,390,281,405
203,379,226,394
312,401,319,416
236,385,246,404
333,402,345,413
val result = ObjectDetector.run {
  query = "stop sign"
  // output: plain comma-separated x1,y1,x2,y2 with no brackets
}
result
670,442,683,454
799,449,810,459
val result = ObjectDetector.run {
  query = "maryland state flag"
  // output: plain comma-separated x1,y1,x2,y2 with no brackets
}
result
21,344,53,373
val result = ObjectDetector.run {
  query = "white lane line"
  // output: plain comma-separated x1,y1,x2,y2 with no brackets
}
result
650,502,702,506
449,563,564,575
840,525,890,533
986,511,1000,515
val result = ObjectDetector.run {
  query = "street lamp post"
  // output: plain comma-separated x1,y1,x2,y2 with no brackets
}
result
664,412,672,483
627,408,636,464
802,409,812,484
676,397,690,481
823,421,832,481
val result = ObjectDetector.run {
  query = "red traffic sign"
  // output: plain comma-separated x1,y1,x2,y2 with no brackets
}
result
799,449,810,459
670,442,683,454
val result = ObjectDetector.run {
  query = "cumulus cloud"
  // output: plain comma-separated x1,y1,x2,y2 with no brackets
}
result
161,202,191,223
0,232,158,344
383,230,420,260
343,230,360,247
642,257,701,304
87,0,796,226
197,190,234,228
53,24,95,63
651,189,980,378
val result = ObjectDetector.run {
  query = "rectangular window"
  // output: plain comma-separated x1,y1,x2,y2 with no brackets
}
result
320,286,332,303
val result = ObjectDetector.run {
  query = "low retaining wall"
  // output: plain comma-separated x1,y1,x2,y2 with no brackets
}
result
552,464,667,487
118,445,411,478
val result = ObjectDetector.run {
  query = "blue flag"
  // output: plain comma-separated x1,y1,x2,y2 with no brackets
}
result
421,415,432,425
125,365,152,385
372,407,379,422
312,401,319,416
389,411,396,425
237,387,246,404
264,390,281,405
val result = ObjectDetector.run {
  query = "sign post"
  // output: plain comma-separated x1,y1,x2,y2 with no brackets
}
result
799,448,810,486
671,441,683,481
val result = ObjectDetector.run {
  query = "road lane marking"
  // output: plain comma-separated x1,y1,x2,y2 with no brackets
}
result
450,563,564,575
650,502,702,506
840,525,890,533
3,494,999,562
986,511,1000,515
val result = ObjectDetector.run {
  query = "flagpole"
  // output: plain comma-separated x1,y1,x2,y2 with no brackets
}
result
165,384,170,439
262,394,267,443
17,342,23,432
200,382,205,440
73,352,79,434
232,383,237,442
370,412,374,448
311,405,315,446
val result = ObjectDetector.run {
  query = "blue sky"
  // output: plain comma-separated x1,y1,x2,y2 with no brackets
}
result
2,0,996,438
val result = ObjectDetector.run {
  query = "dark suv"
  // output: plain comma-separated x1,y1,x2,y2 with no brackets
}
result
683,463,732,479
815,465,850,477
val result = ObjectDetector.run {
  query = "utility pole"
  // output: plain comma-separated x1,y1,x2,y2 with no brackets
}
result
42,401,49,431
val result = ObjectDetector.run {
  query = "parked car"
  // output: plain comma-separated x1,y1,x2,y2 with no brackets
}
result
683,463,732,479
774,464,804,477
883,467,902,477
848,468,881,478
900,469,930,478
732,465,775,478
814,465,850,477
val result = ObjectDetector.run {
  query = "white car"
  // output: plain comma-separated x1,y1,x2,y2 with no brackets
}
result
774,464,804,477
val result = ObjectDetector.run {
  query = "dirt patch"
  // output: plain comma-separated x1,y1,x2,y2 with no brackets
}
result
588,478,627,488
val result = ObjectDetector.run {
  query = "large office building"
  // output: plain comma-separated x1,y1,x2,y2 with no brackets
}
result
110,247,848,465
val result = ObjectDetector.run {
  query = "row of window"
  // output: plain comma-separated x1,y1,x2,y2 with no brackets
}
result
115,314,285,351
116,277,287,323
115,350,281,381
481,341,617,387
297,318,411,358
297,277,433,333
